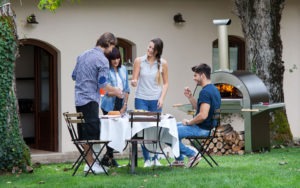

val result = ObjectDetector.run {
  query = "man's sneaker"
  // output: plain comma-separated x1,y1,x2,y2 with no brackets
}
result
151,159,162,167
187,154,202,168
84,163,108,174
144,160,151,168
84,164,91,172
171,160,185,167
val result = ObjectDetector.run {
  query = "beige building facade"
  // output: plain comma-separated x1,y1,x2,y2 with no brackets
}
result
11,0,299,153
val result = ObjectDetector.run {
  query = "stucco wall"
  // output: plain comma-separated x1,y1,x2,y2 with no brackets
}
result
282,0,300,139
11,0,299,152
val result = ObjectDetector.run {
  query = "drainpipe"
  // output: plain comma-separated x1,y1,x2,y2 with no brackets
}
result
213,19,231,70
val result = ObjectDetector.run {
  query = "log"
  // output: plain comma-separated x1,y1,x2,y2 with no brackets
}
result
217,136,223,142
216,132,222,137
216,142,224,149
239,134,245,141
206,123,246,156
212,138,218,143
231,132,237,141
238,140,245,148
215,151,222,156
217,124,231,132
232,145,241,152
225,133,233,142
234,135,240,145
222,127,234,135
221,148,226,154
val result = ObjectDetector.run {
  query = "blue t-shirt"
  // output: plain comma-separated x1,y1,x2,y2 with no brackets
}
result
196,84,221,130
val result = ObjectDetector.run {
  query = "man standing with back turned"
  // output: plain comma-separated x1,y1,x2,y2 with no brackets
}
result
72,32,123,174
172,63,221,168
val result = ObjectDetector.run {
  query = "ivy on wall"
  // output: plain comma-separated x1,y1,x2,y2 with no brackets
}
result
0,16,30,172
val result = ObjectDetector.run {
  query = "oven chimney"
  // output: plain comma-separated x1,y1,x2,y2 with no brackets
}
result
213,19,231,70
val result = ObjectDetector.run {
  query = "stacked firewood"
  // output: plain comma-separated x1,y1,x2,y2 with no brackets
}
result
206,124,245,156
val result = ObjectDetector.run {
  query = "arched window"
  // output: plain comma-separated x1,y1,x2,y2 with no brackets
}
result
116,38,134,79
212,35,245,71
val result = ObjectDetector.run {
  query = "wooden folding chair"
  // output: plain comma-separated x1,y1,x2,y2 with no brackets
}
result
63,112,110,176
186,109,221,168
126,111,172,174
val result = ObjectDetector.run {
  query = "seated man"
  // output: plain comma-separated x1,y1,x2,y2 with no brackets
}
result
172,63,221,168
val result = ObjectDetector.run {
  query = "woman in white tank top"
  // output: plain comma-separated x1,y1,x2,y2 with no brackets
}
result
131,38,169,167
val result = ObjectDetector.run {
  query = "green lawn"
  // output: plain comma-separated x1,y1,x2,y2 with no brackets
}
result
1,147,300,188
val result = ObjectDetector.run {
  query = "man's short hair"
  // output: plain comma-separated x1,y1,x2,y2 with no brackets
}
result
96,32,117,48
191,63,211,79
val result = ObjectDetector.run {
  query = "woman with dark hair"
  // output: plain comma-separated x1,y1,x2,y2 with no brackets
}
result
100,47,130,167
131,38,169,167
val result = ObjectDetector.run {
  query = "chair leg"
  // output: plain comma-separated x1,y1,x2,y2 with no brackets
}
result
204,150,219,166
84,144,97,176
73,145,93,176
201,154,214,167
89,142,109,176
159,141,172,167
189,139,216,168
72,155,82,169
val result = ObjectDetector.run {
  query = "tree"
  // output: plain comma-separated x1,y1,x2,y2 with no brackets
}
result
234,0,285,103
0,0,30,172
234,0,292,143
0,0,80,173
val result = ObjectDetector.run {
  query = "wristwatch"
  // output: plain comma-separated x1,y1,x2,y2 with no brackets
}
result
186,120,190,126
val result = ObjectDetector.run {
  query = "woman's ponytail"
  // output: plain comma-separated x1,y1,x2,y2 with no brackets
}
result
151,38,163,85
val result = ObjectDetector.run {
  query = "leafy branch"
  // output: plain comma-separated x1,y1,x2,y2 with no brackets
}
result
38,0,80,12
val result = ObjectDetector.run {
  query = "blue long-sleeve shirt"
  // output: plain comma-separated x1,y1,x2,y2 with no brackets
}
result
101,65,130,112
72,47,109,106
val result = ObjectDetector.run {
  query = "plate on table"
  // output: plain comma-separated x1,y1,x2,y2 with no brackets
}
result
100,115,121,119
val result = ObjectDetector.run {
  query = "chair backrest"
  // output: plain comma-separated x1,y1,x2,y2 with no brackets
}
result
210,109,221,136
128,111,161,140
63,112,85,141
128,111,161,123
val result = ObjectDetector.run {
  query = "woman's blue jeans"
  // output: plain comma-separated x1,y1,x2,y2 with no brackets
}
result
175,122,210,161
135,98,162,161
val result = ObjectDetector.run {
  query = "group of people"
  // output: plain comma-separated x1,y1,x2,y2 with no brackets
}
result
72,32,221,174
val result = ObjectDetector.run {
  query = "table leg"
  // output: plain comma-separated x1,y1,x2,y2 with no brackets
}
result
131,142,138,174
134,142,138,167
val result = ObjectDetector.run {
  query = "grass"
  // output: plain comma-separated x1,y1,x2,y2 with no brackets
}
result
0,147,300,188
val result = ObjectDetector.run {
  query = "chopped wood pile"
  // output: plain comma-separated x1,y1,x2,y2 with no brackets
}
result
206,124,245,156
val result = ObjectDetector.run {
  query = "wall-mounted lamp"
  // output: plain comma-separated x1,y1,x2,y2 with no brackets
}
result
27,14,38,24
173,13,186,24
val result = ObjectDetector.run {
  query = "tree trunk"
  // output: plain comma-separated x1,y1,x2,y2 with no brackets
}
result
0,0,30,172
234,0,293,144
234,0,285,103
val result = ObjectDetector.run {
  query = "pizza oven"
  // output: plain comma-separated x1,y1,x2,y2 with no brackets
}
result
189,70,285,152
175,19,284,152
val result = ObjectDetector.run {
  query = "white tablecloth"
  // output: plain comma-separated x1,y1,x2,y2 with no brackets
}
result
100,114,179,157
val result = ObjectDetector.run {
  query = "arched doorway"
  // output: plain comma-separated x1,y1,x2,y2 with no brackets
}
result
117,38,135,79
16,39,58,152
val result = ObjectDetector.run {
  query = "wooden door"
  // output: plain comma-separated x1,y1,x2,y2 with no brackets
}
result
34,46,57,151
